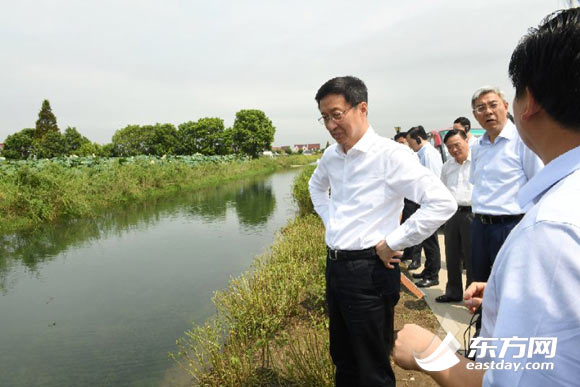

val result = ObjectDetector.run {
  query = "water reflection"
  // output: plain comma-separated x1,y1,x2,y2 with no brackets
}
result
0,169,299,387
0,175,276,294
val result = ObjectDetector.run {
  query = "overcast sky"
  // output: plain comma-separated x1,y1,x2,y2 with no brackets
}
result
0,0,570,147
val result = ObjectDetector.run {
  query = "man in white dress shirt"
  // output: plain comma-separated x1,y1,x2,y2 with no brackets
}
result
453,116,479,148
309,76,456,386
437,129,473,303
393,8,580,386
405,125,444,287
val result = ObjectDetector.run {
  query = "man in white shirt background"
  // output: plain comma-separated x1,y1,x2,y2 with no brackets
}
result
453,116,479,148
393,8,580,386
437,129,473,303
405,126,444,287
309,76,456,386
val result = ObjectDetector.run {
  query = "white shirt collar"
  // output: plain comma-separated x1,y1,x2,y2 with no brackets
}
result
480,120,517,144
335,126,375,155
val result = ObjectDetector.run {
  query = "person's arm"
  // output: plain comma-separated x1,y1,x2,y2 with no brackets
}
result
384,147,457,251
308,159,330,227
393,324,485,387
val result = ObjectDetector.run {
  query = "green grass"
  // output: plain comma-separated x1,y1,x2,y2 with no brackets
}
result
0,154,319,234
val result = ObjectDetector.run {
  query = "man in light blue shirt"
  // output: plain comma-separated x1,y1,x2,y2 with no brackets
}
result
406,125,444,287
469,87,543,285
393,8,580,386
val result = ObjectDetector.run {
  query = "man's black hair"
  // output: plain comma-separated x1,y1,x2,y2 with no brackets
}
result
453,117,471,132
509,8,580,130
444,129,468,144
394,132,407,141
406,126,427,145
315,76,368,108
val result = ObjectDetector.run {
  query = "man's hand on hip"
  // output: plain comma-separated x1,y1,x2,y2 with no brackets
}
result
375,239,402,269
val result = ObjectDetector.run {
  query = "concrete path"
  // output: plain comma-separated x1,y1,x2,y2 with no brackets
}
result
404,233,474,350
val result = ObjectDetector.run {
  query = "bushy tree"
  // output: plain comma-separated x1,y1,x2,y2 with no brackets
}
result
112,125,147,156
2,128,35,159
98,143,114,157
63,127,91,155
112,123,178,156
178,117,231,155
149,123,179,155
35,99,59,139
34,130,66,158
76,142,101,156
230,109,275,158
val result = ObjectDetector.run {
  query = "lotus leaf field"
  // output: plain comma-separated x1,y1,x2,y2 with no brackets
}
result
0,154,246,175
0,154,318,234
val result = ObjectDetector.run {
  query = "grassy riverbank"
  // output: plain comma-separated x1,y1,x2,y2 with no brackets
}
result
173,166,441,386
0,154,318,234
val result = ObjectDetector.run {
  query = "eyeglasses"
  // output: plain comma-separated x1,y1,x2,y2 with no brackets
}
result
473,101,502,114
318,106,353,125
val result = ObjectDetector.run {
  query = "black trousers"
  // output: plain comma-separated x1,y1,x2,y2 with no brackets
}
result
443,210,474,299
471,216,520,333
326,253,400,387
420,231,441,280
401,199,421,262
471,217,520,282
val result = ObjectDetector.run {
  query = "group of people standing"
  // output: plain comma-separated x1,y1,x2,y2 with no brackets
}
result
394,86,542,311
308,7,580,387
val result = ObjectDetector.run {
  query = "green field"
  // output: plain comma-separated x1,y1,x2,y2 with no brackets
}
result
0,154,318,234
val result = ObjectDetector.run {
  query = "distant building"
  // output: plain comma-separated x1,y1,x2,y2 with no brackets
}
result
0,143,4,151
293,143,320,152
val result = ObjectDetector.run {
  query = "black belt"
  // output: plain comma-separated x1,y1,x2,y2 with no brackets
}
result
327,246,377,261
475,213,524,225
457,206,472,212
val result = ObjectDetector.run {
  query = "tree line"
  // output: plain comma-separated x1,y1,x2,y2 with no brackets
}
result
1,100,276,159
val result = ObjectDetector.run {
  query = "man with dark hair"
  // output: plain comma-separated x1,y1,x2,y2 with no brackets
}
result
393,131,407,144
309,76,456,386
405,125,444,287
453,116,478,148
437,129,474,302
393,8,580,386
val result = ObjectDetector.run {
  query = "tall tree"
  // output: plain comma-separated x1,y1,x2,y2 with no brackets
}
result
230,109,275,158
35,99,59,139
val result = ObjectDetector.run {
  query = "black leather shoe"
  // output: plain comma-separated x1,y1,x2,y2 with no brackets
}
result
435,295,462,303
411,270,425,278
407,262,421,271
415,278,439,288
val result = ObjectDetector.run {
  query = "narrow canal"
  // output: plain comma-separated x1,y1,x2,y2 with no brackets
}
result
0,168,302,386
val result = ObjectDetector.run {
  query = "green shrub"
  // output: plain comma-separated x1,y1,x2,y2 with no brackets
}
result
292,164,317,216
